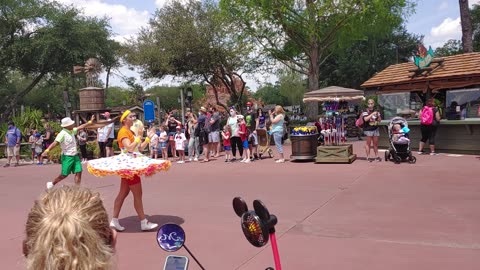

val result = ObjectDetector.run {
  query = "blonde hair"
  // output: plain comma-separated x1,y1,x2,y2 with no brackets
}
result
274,105,285,115
24,186,114,270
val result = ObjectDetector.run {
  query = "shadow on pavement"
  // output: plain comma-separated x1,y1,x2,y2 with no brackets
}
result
119,214,185,233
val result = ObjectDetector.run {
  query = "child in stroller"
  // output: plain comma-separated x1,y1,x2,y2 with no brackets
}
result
385,117,416,164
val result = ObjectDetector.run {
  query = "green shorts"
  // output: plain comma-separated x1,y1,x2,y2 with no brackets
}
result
61,154,82,176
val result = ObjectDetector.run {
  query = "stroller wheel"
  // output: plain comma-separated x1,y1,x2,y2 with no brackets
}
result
258,153,263,159
384,150,390,162
409,156,417,164
394,155,402,164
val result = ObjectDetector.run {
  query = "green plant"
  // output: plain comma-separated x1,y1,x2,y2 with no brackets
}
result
86,141,100,159
47,146,62,164
112,140,120,152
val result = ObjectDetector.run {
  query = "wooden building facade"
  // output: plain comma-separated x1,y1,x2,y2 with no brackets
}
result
361,52,480,154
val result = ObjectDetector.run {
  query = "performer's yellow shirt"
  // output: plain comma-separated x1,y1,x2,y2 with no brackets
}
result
117,126,135,149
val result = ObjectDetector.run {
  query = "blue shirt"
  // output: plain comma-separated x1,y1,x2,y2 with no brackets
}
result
6,126,21,147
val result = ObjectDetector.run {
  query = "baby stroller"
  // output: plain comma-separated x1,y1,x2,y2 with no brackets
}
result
384,117,416,164
256,129,273,159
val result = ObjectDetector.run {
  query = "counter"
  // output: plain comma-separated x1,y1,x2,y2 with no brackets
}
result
377,119,480,155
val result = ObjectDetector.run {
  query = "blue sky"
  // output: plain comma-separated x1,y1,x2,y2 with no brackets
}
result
50,0,480,90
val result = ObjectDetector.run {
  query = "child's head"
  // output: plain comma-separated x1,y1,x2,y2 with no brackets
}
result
223,125,231,133
176,126,181,133
149,126,156,132
393,124,401,131
160,125,166,131
237,115,245,124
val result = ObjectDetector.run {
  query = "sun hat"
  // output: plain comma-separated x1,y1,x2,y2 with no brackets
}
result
60,117,75,128
199,107,207,113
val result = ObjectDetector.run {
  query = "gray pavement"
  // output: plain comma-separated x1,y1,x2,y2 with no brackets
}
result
1,141,480,269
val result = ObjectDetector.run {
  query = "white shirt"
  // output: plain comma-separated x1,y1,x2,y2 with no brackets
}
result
55,128,78,156
174,132,186,150
105,120,115,139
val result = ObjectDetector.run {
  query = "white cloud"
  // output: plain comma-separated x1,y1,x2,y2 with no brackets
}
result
438,1,448,10
424,17,461,48
49,0,149,38
471,0,480,7
155,0,193,8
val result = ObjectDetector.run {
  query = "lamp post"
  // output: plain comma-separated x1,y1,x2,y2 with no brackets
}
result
186,87,193,112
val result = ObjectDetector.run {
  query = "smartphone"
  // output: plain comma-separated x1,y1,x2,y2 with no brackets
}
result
163,255,189,270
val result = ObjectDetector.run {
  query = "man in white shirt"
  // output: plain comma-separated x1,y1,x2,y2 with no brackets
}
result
43,116,94,190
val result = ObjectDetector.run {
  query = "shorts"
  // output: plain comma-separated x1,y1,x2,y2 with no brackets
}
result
159,142,167,149
224,145,231,151
6,145,20,157
364,129,380,137
106,138,114,147
248,133,258,145
150,146,157,151
208,131,220,143
61,155,82,176
242,140,249,149
168,132,176,141
122,174,141,186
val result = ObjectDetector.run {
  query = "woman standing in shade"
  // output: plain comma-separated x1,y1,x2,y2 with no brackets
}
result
269,105,286,163
227,107,243,161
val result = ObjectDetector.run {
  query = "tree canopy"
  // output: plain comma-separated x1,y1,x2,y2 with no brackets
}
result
220,0,414,118
0,0,119,118
125,0,261,111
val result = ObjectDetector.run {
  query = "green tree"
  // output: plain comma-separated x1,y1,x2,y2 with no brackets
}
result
0,0,116,117
321,26,419,89
220,0,414,118
125,0,260,111
435,39,463,57
253,83,288,105
277,69,307,107
471,3,480,51
104,86,131,108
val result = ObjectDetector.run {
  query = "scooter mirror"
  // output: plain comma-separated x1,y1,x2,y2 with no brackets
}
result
253,199,270,222
157,223,186,252
233,197,248,217
240,211,269,247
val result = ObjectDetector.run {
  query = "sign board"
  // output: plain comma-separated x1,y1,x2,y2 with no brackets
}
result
143,99,155,122
414,44,434,69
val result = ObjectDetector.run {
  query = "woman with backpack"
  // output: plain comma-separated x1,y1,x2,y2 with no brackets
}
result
362,99,382,162
418,98,441,155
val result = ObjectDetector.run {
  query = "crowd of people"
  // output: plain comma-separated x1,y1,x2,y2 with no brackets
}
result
143,102,288,164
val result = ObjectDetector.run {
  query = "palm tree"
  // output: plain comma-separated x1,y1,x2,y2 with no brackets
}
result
459,0,473,52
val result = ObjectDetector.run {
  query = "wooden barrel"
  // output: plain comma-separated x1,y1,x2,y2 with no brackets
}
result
79,87,105,111
290,134,318,160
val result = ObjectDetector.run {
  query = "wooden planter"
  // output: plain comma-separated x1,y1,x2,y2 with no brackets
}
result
315,144,356,164
290,134,318,160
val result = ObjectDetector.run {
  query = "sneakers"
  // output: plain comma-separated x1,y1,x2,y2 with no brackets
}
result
110,218,125,232
417,151,425,155
141,219,158,231
177,160,185,164
275,159,285,163
430,152,439,156
193,157,199,162
46,182,54,190
189,158,193,162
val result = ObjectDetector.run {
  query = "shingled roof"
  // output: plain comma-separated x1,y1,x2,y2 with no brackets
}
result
361,52,480,93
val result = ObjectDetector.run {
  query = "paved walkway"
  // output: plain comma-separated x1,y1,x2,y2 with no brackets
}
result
1,141,479,269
